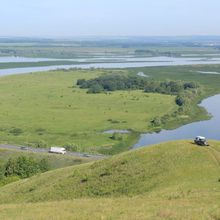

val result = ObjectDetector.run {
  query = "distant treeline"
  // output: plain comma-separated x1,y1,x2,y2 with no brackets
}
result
76,75,200,106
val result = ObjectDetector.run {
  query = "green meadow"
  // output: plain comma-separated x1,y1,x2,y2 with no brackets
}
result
0,64,220,154
0,69,177,154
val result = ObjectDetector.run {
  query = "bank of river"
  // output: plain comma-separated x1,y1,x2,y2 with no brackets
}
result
0,56,220,150
1,56,220,76
133,94,220,148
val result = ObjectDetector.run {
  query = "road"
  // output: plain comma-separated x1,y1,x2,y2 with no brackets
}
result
0,144,107,160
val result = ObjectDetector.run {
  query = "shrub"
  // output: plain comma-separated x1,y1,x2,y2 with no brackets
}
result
110,133,123,141
87,83,104,94
175,95,185,106
63,143,78,152
9,128,23,136
29,140,47,148
151,117,162,127
4,156,49,179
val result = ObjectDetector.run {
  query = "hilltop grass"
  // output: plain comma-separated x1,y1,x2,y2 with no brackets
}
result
0,69,177,154
0,140,219,219
0,196,219,220
0,140,219,203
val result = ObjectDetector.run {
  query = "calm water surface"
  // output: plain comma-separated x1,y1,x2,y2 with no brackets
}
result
133,94,220,148
1,56,220,76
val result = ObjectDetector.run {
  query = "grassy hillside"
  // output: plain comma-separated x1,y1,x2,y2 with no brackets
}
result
0,148,93,187
0,196,219,220
0,69,177,154
0,140,219,204
0,140,220,219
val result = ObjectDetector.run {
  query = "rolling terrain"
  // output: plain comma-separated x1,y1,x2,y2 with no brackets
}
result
0,140,219,219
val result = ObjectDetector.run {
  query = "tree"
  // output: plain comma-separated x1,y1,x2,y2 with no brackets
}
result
151,117,161,127
4,156,49,179
87,83,104,93
175,95,185,106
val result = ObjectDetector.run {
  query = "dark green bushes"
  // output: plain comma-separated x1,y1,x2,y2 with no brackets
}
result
76,75,148,92
2,156,49,179
9,128,23,136
76,75,200,107
144,81,199,97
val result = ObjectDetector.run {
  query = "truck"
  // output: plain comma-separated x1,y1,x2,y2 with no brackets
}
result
49,147,66,155
194,136,209,146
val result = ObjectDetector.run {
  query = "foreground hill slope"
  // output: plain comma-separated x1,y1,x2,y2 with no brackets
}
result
0,196,220,220
0,140,220,204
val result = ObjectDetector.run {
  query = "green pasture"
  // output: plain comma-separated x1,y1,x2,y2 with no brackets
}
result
0,69,177,154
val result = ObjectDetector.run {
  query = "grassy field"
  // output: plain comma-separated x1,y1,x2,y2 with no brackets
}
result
0,65,220,154
0,69,177,154
0,197,219,220
0,60,79,69
0,140,219,219
128,65,220,127
129,65,220,96
0,45,134,59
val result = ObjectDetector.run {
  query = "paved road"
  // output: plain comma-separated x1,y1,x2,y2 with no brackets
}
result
0,144,107,160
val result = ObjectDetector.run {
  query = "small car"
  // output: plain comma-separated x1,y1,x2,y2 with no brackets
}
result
20,146,29,150
194,136,209,146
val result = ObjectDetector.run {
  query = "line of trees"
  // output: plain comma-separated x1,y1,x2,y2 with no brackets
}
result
76,75,200,106
76,75,148,93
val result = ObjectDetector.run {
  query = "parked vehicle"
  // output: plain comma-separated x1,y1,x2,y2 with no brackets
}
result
194,136,209,146
49,147,66,154
20,146,29,151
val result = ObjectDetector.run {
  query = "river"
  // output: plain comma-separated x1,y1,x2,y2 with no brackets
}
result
133,94,220,148
1,56,220,76
0,56,220,148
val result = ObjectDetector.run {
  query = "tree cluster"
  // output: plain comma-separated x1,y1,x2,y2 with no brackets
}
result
1,156,49,179
76,75,200,106
77,75,148,93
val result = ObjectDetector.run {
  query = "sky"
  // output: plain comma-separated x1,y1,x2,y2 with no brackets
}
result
0,0,220,37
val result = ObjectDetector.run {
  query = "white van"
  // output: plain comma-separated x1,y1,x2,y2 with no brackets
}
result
49,147,66,154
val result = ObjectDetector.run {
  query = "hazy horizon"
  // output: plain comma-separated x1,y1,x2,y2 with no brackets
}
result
1,0,220,37
2,35,220,39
